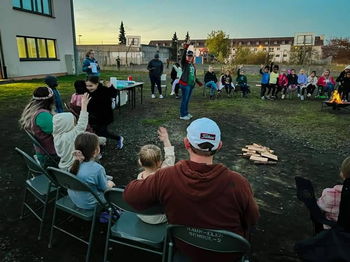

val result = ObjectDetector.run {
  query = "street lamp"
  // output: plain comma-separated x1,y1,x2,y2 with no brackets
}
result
78,35,82,45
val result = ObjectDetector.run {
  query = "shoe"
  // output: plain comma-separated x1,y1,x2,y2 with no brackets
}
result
117,136,124,149
297,93,301,98
170,91,175,96
175,95,179,99
307,93,311,98
261,96,265,100
187,114,193,119
180,116,191,120
301,95,304,101
151,94,156,99
210,95,214,100
159,94,164,99
282,94,285,100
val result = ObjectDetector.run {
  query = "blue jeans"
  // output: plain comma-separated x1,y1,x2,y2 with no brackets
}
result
239,83,248,96
180,84,194,117
205,81,218,95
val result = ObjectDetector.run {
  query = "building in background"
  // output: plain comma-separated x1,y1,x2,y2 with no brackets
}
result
149,33,325,63
0,0,76,79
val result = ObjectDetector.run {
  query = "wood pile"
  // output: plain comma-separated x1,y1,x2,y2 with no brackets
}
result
242,143,278,165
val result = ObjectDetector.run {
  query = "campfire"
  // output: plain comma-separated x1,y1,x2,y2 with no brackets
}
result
329,90,343,104
241,144,278,165
323,90,350,111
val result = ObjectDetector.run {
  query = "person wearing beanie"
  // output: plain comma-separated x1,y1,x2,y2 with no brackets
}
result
45,75,63,113
124,118,259,262
336,65,350,99
147,53,164,99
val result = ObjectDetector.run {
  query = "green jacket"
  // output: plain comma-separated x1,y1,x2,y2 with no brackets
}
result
236,69,247,84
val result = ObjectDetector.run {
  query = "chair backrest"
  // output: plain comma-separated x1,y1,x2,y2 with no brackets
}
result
337,178,350,232
47,167,105,206
295,176,337,228
167,224,251,255
104,188,165,215
24,129,58,166
15,147,57,184
161,74,167,81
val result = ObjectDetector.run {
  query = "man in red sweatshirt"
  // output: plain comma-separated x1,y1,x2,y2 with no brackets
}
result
124,118,260,262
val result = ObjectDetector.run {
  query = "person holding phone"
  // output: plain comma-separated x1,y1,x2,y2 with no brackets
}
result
82,49,101,76
147,54,164,99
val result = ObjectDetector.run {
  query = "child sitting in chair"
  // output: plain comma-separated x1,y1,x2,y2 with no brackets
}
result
137,127,175,224
317,156,350,229
236,66,249,98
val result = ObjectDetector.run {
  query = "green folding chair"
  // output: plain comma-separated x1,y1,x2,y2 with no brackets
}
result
166,224,251,262
24,129,58,168
47,167,107,262
15,147,58,240
103,188,167,262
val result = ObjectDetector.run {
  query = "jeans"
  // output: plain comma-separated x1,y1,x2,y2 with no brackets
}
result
180,84,194,117
224,84,233,94
320,83,334,96
149,75,162,95
205,81,218,95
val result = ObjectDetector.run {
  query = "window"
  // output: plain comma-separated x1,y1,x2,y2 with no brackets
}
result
263,48,267,51
283,54,288,57
265,41,269,44
282,41,285,44
274,41,278,44
13,0,52,16
238,42,242,45
269,48,274,51
276,54,280,57
247,41,251,45
16,36,57,61
256,41,259,45
277,48,280,51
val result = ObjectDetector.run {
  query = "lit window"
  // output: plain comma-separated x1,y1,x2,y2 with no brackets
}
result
26,38,37,58
16,36,57,60
47,40,56,58
38,39,47,58
16,37,27,58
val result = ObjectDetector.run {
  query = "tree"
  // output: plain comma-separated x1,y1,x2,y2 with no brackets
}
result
171,32,178,61
289,46,318,65
205,30,230,59
185,31,190,43
119,21,126,45
233,46,251,65
322,37,350,64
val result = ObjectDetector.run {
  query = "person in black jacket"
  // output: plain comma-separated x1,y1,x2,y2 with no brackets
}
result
204,67,219,99
221,70,234,96
178,38,203,120
341,71,350,101
285,69,298,96
336,65,350,98
147,54,164,99
86,76,123,149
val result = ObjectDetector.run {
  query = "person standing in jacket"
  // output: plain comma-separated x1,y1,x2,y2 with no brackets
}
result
147,54,164,99
86,76,124,149
260,64,270,100
305,71,318,98
45,75,63,113
316,69,335,98
82,49,100,76
116,56,121,70
204,66,219,100
297,69,308,100
178,38,203,120
124,118,259,262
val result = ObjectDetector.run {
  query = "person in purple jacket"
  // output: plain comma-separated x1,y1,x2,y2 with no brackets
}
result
297,68,308,100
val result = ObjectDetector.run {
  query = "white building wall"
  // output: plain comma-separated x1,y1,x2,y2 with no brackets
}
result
0,0,74,78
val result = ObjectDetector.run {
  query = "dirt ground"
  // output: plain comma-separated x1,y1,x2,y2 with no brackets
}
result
0,79,348,262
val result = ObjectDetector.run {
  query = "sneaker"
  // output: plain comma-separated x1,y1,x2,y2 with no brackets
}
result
301,95,304,101
175,95,179,99
307,93,311,98
282,94,285,100
159,94,164,99
117,136,124,149
187,114,193,119
170,91,175,96
180,116,191,120
151,94,156,99
297,93,301,98
210,95,214,100
261,96,265,100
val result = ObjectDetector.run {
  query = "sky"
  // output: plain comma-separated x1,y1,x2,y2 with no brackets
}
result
74,0,348,45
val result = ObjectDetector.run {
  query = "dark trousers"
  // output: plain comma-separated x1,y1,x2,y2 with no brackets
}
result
261,83,269,97
174,83,180,95
239,83,248,96
224,84,233,94
267,84,277,96
275,86,283,96
303,85,316,95
94,125,121,142
149,75,162,95
343,86,350,101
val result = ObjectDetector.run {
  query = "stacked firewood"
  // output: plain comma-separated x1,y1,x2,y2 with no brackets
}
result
242,143,278,165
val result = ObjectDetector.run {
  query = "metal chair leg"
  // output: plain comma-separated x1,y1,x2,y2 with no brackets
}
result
86,205,98,262
48,188,60,248
20,187,28,219
38,183,51,240
103,209,113,262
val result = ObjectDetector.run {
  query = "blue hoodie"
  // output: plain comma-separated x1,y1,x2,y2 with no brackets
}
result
260,69,270,84
82,57,100,76
298,73,308,85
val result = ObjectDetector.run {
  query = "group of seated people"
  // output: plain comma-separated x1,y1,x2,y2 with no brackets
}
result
18,72,349,261
260,64,350,101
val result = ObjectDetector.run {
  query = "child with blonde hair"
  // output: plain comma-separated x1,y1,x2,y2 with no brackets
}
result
137,127,175,224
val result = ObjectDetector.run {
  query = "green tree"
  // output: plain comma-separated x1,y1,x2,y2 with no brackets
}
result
234,46,251,65
185,31,190,43
171,32,178,61
206,30,230,59
119,21,126,45
217,51,224,63
289,46,317,65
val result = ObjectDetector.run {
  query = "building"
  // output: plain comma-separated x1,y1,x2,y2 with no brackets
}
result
0,0,76,79
149,33,325,63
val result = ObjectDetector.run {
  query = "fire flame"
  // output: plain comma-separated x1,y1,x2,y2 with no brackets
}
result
329,90,343,104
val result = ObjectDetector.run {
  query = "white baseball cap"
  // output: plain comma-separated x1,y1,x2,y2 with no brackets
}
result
187,118,221,151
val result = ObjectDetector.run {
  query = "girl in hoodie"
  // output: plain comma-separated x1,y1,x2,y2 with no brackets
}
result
317,69,336,98
68,133,115,210
86,76,124,149
287,69,298,95
53,93,91,170
136,127,175,224
82,49,100,76
305,71,318,98
279,69,289,100
222,70,234,96
297,69,308,100
170,63,182,99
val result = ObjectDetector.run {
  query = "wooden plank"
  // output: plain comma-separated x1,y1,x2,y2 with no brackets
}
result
254,161,277,165
247,146,266,153
242,148,250,152
253,143,263,148
250,156,268,162
261,152,278,161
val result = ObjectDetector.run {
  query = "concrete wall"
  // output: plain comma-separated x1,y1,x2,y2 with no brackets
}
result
0,0,74,78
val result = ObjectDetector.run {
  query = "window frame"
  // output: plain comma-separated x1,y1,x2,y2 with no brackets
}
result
13,0,54,18
16,35,59,61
